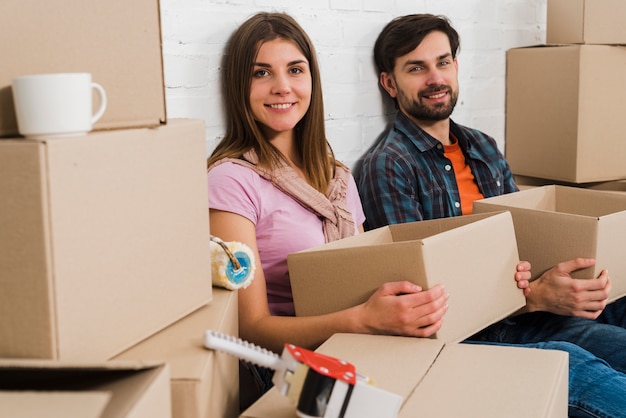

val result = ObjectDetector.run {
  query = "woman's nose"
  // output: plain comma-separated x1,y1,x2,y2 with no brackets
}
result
271,73,291,94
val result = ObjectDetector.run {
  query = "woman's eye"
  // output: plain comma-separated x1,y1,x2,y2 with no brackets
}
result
253,69,270,78
289,67,304,75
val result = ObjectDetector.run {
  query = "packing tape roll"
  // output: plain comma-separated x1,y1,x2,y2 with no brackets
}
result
210,236,256,290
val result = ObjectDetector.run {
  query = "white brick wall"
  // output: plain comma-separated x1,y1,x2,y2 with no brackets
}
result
160,0,546,169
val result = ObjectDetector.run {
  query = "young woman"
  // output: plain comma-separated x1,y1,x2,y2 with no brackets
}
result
207,12,449,356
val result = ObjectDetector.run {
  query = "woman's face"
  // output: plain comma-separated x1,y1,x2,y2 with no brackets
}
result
249,39,312,141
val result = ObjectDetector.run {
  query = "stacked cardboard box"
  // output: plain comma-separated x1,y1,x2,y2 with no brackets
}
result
0,1,237,417
506,0,626,184
498,0,626,301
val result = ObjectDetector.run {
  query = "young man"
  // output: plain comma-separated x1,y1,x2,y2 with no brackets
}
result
358,13,626,417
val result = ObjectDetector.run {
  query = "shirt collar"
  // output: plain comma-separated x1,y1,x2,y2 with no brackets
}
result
394,111,471,153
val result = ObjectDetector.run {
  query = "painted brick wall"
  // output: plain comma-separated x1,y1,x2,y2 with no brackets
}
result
160,0,546,169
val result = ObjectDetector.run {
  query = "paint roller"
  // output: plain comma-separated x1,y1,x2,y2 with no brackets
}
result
210,235,256,290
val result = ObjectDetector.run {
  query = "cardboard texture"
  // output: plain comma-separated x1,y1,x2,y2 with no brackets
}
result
288,211,525,343
0,0,166,137
241,334,569,418
505,44,626,183
0,119,212,360
547,0,626,45
0,360,171,418
515,175,626,194
115,287,239,418
474,185,626,302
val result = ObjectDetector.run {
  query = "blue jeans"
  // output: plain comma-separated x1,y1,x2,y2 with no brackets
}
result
468,296,626,417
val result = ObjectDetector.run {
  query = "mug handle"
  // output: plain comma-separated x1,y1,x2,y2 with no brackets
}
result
91,82,107,124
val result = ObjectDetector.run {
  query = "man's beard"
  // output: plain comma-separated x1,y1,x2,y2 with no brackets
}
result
398,86,458,121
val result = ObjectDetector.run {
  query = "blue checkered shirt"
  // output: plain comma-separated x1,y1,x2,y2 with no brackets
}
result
358,111,518,230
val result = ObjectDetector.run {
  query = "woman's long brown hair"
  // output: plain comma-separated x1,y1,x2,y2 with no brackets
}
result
207,12,340,194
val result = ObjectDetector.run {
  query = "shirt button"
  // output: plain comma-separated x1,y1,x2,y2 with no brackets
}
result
454,202,460,208
444,165,452,171
437,144,443,150
496,180,501,186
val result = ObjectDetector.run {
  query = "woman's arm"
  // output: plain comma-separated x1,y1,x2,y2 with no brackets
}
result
210,209,449,353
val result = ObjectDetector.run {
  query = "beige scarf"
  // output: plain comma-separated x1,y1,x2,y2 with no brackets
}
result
209,150,355,243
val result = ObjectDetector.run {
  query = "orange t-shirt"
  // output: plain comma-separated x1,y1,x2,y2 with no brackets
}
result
443,135,484,215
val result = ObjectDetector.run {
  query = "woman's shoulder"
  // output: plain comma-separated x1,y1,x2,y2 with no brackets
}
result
208,160,262,183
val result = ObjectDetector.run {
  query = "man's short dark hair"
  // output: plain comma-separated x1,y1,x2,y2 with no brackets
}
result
374,14,461,75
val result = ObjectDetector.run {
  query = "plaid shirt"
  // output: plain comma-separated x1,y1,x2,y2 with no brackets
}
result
358,111,518,230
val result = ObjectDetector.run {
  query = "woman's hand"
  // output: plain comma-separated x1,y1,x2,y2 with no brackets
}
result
358,281,449,338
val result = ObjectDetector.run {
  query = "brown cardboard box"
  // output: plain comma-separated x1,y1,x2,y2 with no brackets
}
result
547,0,626,45
0,0,166,137
0,360,171,418
287,211,525,343
241,334,569,418
114,287,239,418
505,44,626,183
0,119,212,360
474,185,626,302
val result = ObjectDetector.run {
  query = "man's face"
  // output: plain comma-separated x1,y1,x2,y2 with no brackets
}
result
380,31,459,123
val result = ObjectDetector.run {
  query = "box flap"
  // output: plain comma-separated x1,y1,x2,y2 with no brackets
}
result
402,343,569,417
0,360,170,418
0,140,57,358
419,212,525,342
0,392,110,418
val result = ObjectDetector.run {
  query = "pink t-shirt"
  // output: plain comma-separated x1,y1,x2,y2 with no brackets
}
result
208,162,365,316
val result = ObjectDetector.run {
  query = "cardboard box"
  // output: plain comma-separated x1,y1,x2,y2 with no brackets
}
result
474,185,626,302
287,211,525,343
505,44,626,183
0,0,166,137
241,334,569,418
114,287,239,418
0,119,212,360
0,360,171,418
547,0,626,45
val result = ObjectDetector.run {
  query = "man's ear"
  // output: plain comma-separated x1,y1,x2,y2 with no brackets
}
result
379,72,398,98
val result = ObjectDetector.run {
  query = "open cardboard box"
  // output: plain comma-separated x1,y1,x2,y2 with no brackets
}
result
0,119,212,360
547,0,626,45
506,43,626,183
474,185,626,302
288,211,526,343
0,360,171,418
114,287,239,418
241,334,568,418
0,0,166,137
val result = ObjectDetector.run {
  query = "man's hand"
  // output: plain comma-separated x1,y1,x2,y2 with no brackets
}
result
525,258,610,319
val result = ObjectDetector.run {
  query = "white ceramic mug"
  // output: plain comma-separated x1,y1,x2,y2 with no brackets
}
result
11,72,107,139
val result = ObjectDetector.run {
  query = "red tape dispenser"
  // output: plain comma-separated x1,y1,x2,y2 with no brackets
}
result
203,330,402,418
